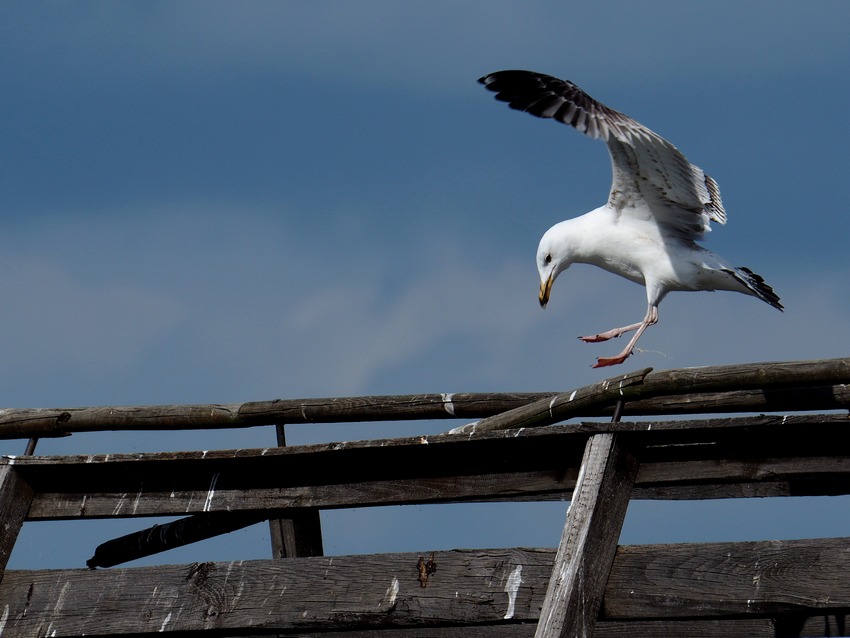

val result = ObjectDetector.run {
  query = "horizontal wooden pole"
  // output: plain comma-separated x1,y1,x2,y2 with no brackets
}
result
1,357,848,440
0,393,554,439
455,357,850,434
452,368,651,434
1,538,849,636
603,382,850,416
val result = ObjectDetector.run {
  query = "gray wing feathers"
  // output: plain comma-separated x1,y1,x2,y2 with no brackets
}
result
480,70,727,237
479,71,632,142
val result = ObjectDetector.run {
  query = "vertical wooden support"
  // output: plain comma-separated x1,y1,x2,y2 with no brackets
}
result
268,424,324,558
0,464,35,581
534,431,639,638
24,438,38,456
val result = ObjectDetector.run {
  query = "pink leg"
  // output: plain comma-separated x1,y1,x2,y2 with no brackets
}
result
588,306,658,368
579,321,643,343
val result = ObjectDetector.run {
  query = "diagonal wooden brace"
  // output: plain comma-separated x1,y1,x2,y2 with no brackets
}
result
0,464,35,582
534,432,639,638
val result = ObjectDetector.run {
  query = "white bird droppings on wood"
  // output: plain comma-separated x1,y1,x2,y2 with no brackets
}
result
503,565,523,619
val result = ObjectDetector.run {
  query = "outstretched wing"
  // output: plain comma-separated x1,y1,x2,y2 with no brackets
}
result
479,70,726,238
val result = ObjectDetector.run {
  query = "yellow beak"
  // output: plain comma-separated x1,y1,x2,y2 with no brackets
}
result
539,275,553,308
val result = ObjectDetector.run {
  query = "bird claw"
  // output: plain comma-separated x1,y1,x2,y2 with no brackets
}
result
579,326,636,343
592,354,630,368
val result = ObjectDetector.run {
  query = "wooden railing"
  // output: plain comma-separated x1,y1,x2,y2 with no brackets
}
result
1,357,849,637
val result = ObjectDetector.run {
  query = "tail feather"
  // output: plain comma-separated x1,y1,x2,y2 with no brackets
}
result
738,266,783,311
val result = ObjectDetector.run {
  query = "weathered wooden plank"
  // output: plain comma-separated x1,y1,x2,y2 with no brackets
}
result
7,415,850,520
604,537,850,619
2,357,848,440
0,464,34,580
24,452,850,521
596,619,778,638
2,540,850,636
213,618,778,637
234,626,540,637
0,549,554,636
30,451,850,520
25,470,573,518
10,412,845,475
535,433,639,638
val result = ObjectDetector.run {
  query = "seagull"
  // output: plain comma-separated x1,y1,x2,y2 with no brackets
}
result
479,70,782,368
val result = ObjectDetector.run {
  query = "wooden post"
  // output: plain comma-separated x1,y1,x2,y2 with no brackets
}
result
268,424,324,558
534,429,639,637
0,464,35,581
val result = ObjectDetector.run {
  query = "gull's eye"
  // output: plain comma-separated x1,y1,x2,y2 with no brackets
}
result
544,254,552,265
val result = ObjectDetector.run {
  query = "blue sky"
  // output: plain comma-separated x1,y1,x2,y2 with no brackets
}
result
3,1,850,569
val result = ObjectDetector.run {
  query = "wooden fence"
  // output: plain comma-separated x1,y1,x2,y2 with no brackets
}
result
1,357,849,637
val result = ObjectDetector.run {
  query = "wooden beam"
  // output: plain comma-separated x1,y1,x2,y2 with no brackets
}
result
25,452,850,520
534,433,639,638
0,549,553,635
452,369,651,434
0,464,34,581
604,536,850,619
85,511,268,568
11,414,850,520
28,469,577,519
229,618,778,637
0,392,555,439
607,382,850,417
2,357,848,440
26,455,850,521
1,540,849,636
454,357,850,435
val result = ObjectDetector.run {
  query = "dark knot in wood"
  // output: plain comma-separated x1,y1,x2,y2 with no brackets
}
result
417,553,437,588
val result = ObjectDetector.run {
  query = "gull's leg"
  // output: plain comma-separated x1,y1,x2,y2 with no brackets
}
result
591,305,658,368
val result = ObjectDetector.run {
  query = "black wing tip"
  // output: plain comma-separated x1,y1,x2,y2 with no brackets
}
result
739,267,784,311
479,69,550,84
477,70,615,141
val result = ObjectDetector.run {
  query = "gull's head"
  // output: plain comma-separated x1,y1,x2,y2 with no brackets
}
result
536,221,574,308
